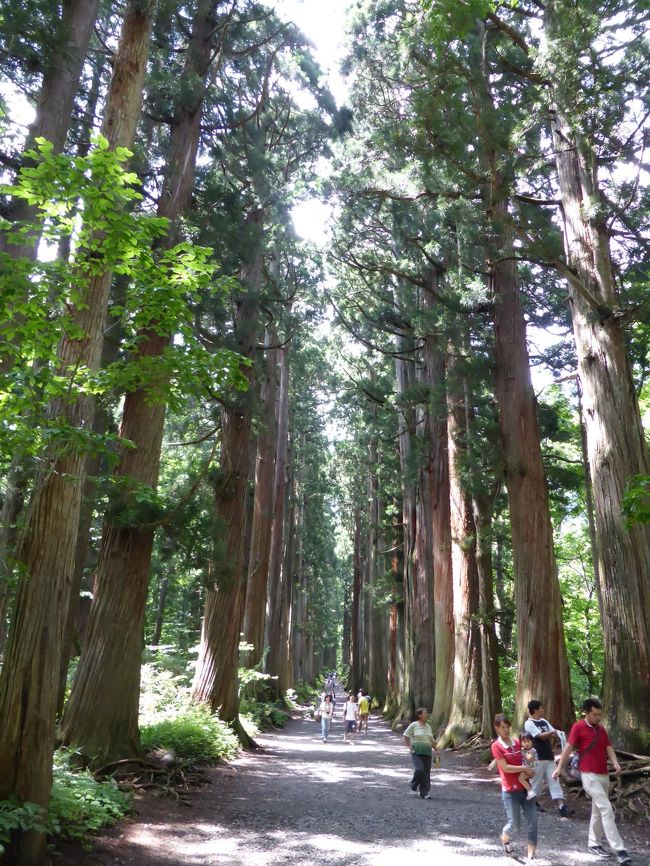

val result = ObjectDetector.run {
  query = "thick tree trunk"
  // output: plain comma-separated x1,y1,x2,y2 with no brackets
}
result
368,468,388,701
242,338,278,667
0,4,154,854
428,333,453,731
0,460,31,654
543,16,650,744
394,338,416,725
264,347,290,696
412,419,434,711
192,244,261,726
292,446,307,683
280,439,298,690
441,351,482,746
349,508,363,693
0,0,101,260
152,575,169,646
493,522,513,653
277,477,294,694
491,192,573,731
384,511,403,718
61,0,213,765
472,491,501,736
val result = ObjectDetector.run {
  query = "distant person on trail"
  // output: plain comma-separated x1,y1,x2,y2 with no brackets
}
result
342,693,359,744
318,693,334,742
524,699,573,817
517,732,538,800
491,713,537,863
403,708,439,800
553,698,632,865
358,691,371,734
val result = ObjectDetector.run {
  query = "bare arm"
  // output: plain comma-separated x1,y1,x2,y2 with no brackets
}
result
495,757,534,776
607,746,621,773
403,736,412,751
552,741,575,778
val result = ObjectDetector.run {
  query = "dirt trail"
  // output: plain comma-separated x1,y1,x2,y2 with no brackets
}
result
55,701,650,866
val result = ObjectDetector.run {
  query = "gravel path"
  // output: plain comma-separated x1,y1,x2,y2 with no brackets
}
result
55,698,649,866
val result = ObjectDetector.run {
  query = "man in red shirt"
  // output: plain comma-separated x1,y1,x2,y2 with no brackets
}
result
553,698,631,865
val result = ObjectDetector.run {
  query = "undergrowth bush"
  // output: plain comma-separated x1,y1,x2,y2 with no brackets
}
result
50,756,131,846
292,680,320,705
140,705,238,767
0,755,132,854
139,660,193,724
239,699,289,731
0,798,46,855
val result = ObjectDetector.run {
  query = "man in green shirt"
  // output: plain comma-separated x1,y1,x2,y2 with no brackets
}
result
403,708,439,799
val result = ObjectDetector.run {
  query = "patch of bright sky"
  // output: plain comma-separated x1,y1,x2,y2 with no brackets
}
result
272,0,351,247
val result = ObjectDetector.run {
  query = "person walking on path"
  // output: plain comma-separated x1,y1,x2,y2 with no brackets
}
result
553,698,632,865
318,693,334,742
358,691,371,734
524,699,573,817
403,708,439,800
342,693,359,744
491,713,538,864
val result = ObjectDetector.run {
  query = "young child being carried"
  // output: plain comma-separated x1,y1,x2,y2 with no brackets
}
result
518,731,538,800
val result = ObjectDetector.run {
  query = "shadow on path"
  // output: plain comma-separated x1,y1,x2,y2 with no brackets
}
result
55,703,648,866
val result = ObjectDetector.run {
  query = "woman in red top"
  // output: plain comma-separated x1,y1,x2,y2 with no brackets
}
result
491,713,537,863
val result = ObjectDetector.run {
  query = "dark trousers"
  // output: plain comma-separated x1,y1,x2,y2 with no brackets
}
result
410,752,432,797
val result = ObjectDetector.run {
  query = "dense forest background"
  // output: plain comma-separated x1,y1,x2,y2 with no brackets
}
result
0,0,649,862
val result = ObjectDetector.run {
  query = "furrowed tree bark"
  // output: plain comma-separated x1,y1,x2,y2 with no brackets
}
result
0,3,155,858
491,192,573,731
264,346,290,697
384,509,404,718
349,507,363,693
394,328,416,724
426,304,453,732
544,2,650,749
472,487,501,735
441,348,482,746
292,437,307,683
280,430,298,689
242,337,279,668
471,21,572,731
191,216,261,732
61,0,217,765
368,447,388,702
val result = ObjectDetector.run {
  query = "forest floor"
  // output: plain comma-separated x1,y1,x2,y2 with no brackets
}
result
53,705,650,866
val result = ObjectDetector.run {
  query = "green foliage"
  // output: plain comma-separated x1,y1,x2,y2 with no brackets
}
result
239,699,289,732
423,0,496,43
498,662,516,720
0,136,248,471
140,705,239,767
139,659,194,725
556,526,604,697
49,754,132,846
292,680,321,705
622,475,650,527
0,798,46,854
0,757,131,854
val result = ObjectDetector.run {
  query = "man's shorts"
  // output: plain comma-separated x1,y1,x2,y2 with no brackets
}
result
345,720,356,733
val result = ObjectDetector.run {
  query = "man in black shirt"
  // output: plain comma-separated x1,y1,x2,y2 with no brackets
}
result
524,700,574,817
